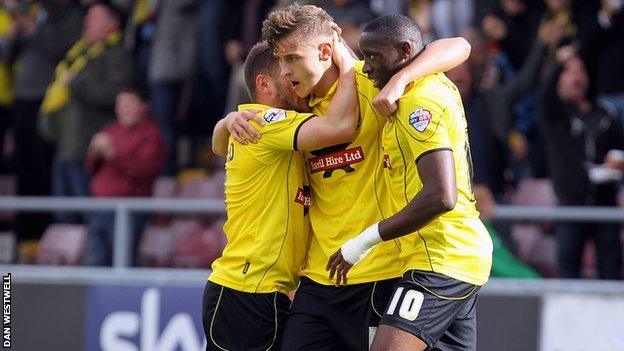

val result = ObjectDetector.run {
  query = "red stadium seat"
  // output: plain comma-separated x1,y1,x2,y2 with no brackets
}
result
510,178,558,275
0,175,16,221
137,225,175,267
152,176,178,198
527,234,557,278
0,232,15,263
36,224,87,265
177,175,224,199
511,178,557,207
170,226,226,268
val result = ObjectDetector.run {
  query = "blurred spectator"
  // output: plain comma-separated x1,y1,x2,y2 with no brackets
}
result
2,0,82,242
184,0,229,140
38,2,132,223
115,0,159,85
540,0,599,57
407,0,435,43
587,0,624,129
223,0,275,115
431,0,473,38
447,61,540,279
481,0,541,69
314,0,375,51
0,4,13,171
370,0,407,16
148,0,201,175
482,17,566,180
447,60,512,250
447,62,505,206
538,45,624,279
84,86,165,266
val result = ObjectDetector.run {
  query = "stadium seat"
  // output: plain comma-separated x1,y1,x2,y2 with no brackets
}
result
527,234,557,278
170,226,226,268
510,178,558,274
0,232,15,263
152,176,177,198
137,225,175,267
511,178,557,207
0,175,16,220
580,240,597,279
169,218,202,237
177,176,224,199
35,224,87,265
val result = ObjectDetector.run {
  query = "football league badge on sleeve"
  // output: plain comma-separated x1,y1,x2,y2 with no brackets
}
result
409,108,432,132
264,109,287,123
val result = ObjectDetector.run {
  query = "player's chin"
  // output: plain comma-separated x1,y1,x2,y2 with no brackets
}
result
369,77,385,89
294,85,310,98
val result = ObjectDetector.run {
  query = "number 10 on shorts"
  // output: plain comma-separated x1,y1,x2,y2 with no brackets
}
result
386,287,424,321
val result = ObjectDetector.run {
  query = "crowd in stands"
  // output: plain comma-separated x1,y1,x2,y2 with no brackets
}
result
0,0,622,279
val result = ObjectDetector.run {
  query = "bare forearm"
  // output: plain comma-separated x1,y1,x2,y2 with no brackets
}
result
393,37,471,85
379,150,457,241
211,118,230,156
378,189,452,241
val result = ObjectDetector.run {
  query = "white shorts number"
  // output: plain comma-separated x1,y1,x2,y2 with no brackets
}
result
385,287,424,321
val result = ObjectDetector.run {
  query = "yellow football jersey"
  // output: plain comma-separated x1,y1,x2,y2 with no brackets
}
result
301,61,404,285
209,103,313,294
382,73,492,286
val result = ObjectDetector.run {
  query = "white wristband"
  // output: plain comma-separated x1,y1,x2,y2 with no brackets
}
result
341,222,383,265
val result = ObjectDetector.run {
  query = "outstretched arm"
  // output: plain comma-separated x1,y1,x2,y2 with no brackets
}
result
374,37,471,116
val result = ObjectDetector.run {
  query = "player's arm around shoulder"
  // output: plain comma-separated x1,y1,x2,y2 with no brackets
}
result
374,37,471,116
295,34,360,152
211,109,266,156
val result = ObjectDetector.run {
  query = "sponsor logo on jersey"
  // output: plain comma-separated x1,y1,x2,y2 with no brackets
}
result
294,186,311,210
308,146,365,175
408,108,432,132
383,154,392,170
263,109,287,123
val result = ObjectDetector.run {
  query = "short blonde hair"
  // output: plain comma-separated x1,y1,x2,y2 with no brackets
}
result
262,4,337,51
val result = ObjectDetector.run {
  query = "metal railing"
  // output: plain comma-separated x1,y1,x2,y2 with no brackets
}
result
0,196,622,268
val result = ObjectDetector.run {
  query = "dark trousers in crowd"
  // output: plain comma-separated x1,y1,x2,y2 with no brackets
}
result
84,212,149,266
51,152,90,223
150,82,183,175
556,222,622,279
11,98,54,241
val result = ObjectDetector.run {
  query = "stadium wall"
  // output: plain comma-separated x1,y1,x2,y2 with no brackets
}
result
4,266,624,351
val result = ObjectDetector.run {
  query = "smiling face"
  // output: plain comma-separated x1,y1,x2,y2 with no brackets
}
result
274,33,332,98
359,31,406,89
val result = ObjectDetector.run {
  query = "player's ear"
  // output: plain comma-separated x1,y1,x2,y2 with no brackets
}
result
256,74,270,94
399,41,412,61
318,41,332,62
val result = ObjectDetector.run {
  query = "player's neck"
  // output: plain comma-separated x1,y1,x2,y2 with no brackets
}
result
313,63,340,98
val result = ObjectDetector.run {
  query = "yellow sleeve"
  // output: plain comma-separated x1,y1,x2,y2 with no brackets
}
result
258,109,315,151
395,96,452,163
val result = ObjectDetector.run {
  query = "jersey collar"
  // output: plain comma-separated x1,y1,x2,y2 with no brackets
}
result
237,103,270,112
308,79,339,109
